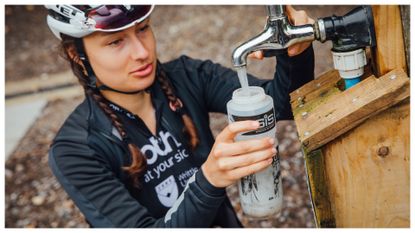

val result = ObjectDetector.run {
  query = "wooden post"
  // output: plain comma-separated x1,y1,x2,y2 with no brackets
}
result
372,5,407,76
322,98,410,227
290,5,410,227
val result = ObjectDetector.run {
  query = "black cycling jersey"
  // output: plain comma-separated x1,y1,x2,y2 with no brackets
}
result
48,46,314,227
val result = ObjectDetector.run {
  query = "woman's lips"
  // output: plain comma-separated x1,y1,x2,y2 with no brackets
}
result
130,63,153,77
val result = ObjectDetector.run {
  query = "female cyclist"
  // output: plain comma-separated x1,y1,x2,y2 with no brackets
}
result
46,5,315,227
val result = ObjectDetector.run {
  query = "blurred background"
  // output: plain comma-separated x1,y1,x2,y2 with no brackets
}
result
5,5,356,228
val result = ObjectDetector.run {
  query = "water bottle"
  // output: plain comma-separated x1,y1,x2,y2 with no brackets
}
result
226,86,283,218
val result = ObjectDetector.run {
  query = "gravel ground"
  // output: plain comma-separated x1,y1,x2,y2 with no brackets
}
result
6,97,89,228
5,5,355,228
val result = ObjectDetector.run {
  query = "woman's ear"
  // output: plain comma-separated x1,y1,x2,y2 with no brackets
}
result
66,45,87,73
66,45,79,63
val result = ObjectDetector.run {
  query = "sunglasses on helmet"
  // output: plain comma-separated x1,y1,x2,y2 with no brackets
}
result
85,5,153,31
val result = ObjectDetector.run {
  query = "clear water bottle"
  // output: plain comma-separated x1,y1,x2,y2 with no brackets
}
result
227,86,283,218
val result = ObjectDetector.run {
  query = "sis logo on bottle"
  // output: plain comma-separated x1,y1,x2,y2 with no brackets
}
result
230,109,275,135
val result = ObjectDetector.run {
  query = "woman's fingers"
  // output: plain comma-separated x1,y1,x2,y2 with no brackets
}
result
247,50,264,60
226,157,274,180
216,146,277,170
285,5,296,24
285,5,315,57
214,137,274,157
286,5,314,25
216,120,259,142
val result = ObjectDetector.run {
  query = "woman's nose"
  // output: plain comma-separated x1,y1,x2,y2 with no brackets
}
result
129,37,149,61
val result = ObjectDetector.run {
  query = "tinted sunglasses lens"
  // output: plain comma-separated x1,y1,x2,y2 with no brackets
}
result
88,5,152,29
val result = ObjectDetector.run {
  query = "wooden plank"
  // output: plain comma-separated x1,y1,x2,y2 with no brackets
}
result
295,68,409,151
290,69,341,104
322,99,410,227
291,69,343,118
303,148,336,228
291,62,374,118
372,5,407,76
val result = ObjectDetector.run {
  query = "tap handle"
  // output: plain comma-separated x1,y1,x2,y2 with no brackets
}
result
266,5,285,19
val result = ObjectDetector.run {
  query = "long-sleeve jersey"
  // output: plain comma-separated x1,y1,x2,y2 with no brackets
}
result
48,46,315,227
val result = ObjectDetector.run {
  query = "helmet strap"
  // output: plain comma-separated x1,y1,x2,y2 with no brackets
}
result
74,38,145,95
97,84,146,95
74,39,96,88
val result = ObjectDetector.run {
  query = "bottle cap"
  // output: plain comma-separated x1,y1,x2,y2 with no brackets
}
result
232,86,266,105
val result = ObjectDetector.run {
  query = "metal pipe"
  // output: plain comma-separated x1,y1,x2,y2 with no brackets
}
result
232,5,316,68
266,5,285,19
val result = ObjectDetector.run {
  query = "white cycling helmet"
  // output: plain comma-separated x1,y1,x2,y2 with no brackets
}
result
46,5,154,40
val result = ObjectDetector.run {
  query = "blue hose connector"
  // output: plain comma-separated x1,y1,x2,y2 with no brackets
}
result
344,77,361,90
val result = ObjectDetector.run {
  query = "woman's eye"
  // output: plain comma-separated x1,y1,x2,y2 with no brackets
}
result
108,39,123,46
139,25,150,32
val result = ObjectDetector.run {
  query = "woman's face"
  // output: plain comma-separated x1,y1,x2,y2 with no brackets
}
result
83,19,157,93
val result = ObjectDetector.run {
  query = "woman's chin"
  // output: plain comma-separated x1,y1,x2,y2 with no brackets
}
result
129,78,155,92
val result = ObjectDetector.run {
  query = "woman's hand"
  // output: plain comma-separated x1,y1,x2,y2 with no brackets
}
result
285,5,315,56
248,5,315,59
201,120,277,188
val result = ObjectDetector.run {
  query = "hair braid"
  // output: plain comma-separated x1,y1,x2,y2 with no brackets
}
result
60,35,146,188
89,89,147,187
156,61,199,149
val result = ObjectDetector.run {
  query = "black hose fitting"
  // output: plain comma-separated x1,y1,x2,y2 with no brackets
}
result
319,6,377,52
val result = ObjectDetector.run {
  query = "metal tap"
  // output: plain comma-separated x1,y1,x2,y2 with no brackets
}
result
232,5,316,67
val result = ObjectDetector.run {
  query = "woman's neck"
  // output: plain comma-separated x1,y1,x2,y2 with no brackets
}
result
101,90,153,118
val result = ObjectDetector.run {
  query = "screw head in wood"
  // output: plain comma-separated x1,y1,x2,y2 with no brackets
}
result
377,146,390,157
297,96,305,106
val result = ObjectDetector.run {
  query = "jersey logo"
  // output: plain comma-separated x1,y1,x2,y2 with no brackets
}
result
155,175,179,207
141,131,182,165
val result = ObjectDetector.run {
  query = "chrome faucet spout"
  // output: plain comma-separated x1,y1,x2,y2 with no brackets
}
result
232,5,316,68
231,24,277,67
